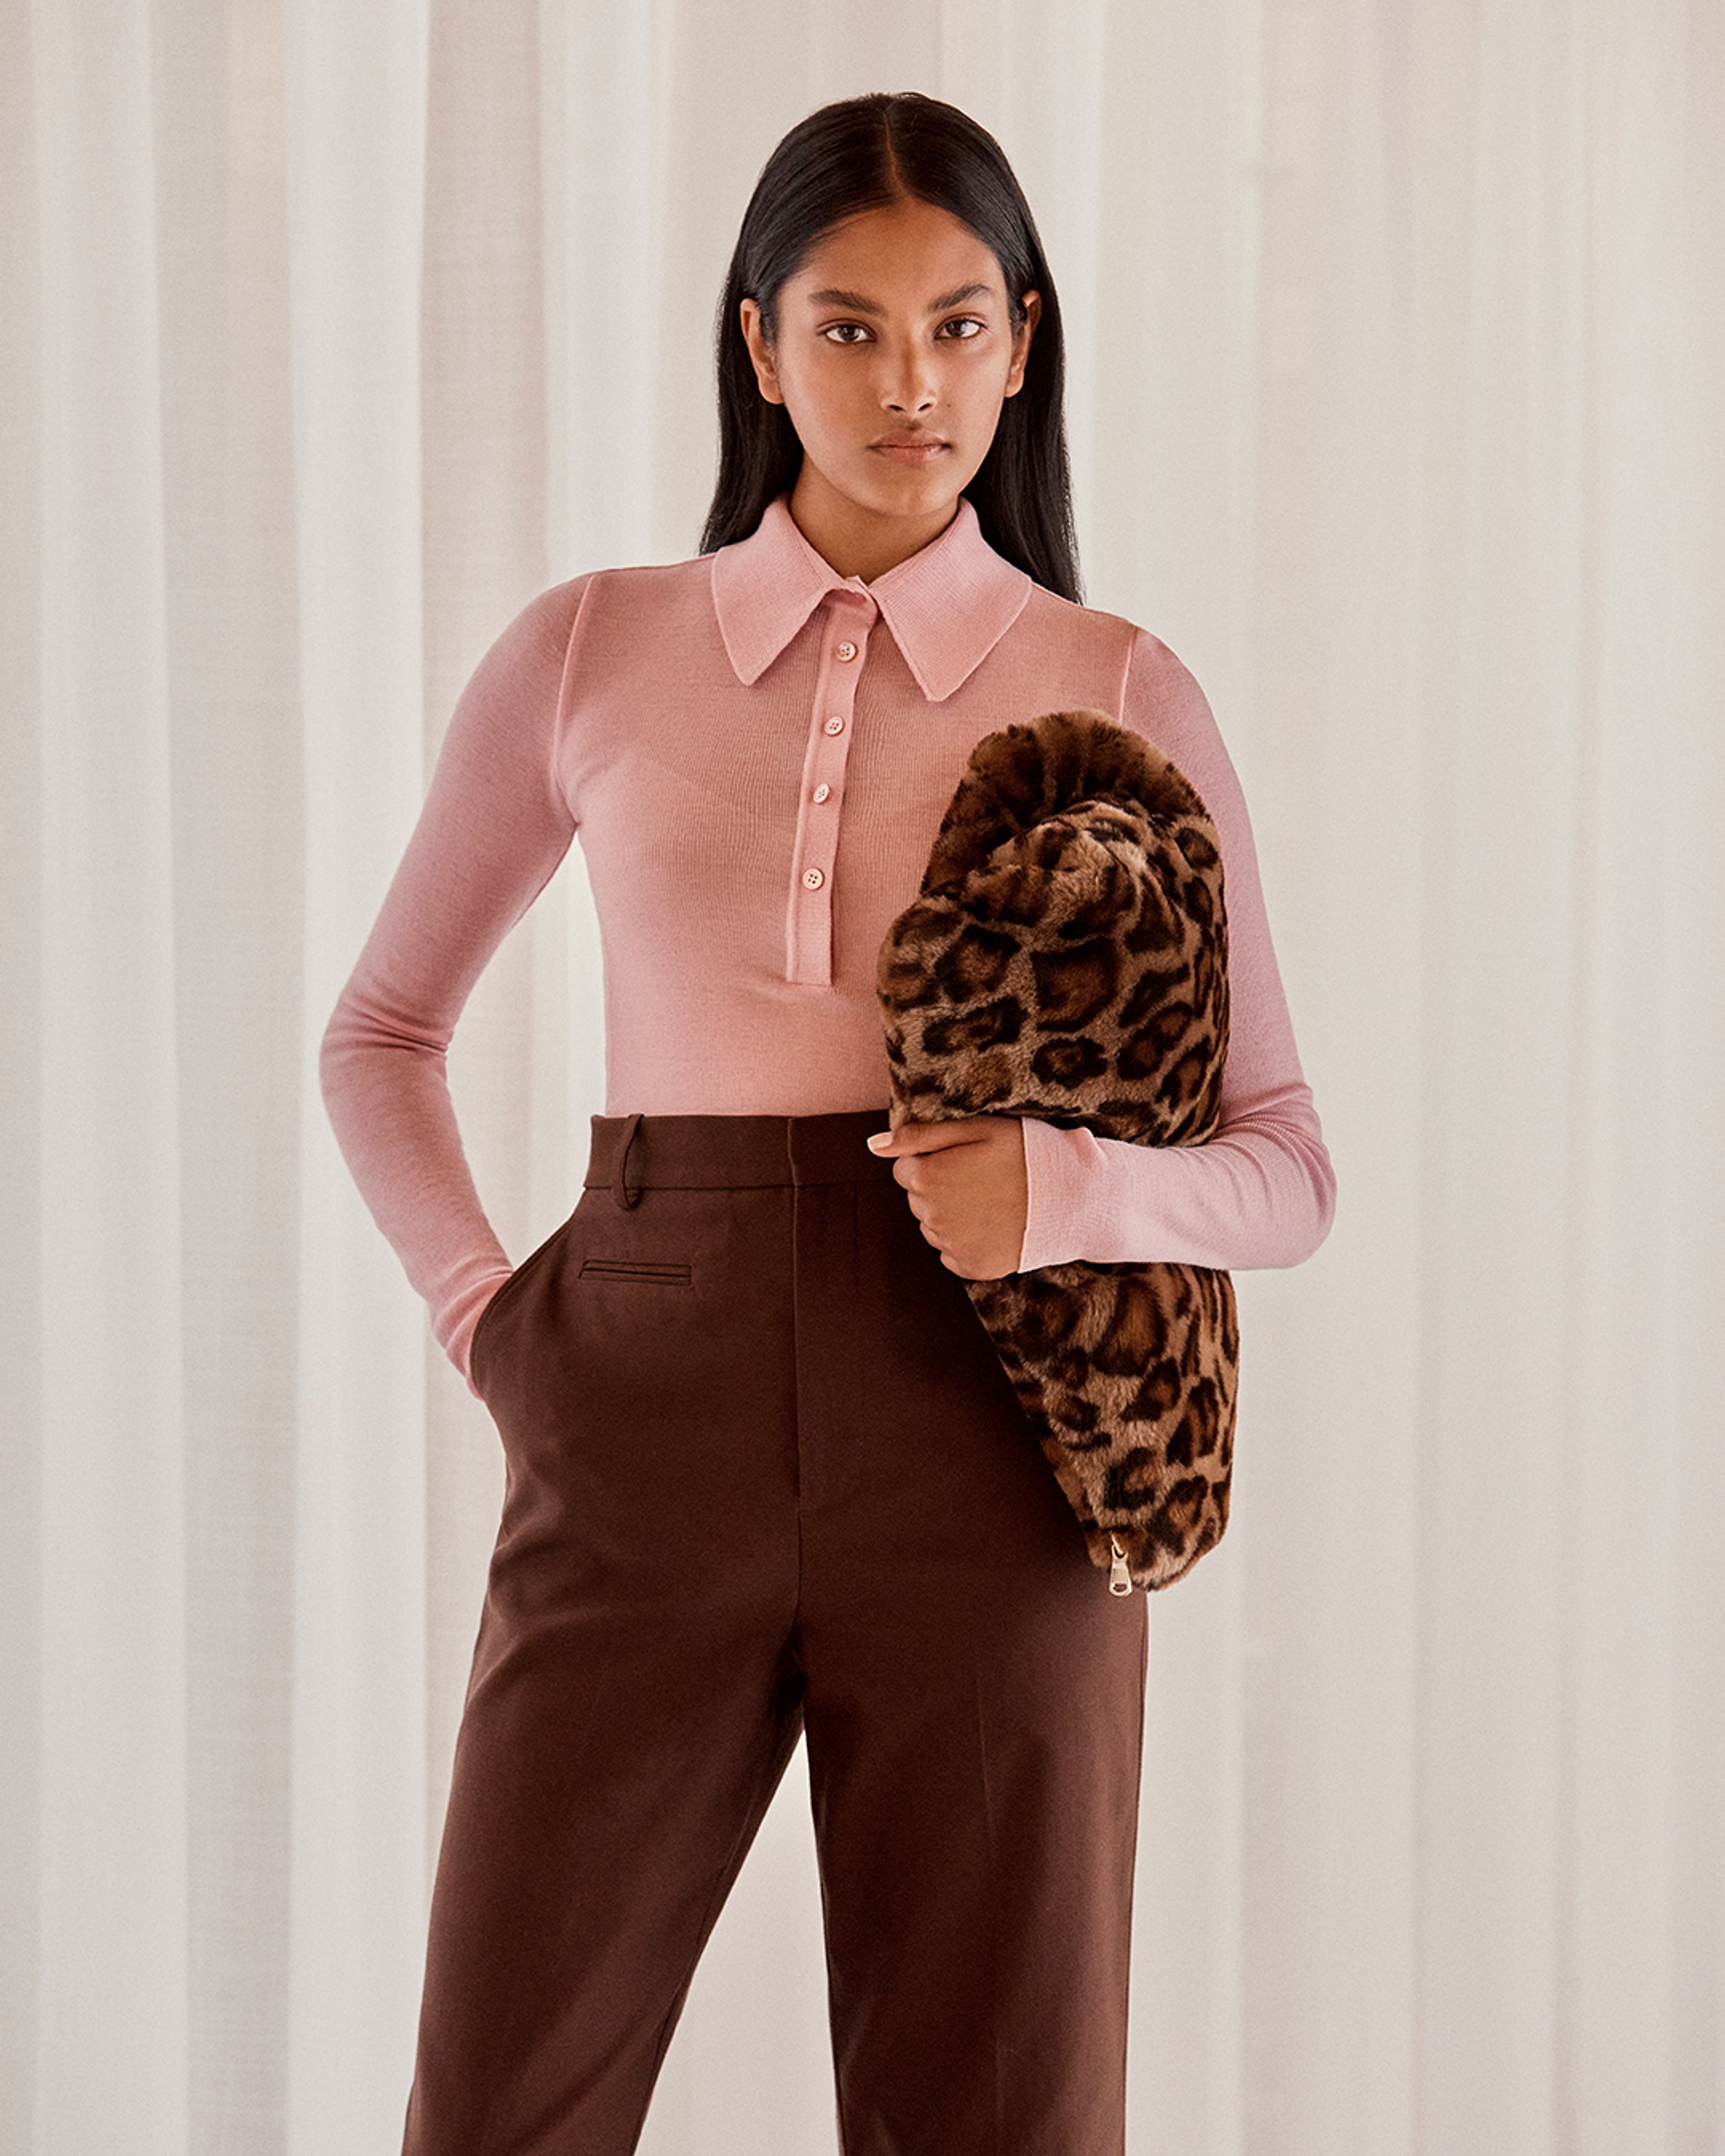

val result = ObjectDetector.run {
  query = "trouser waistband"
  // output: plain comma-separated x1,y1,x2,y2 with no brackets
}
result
582,1107,900,1207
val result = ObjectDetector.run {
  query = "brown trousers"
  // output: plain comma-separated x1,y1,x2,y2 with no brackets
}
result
402,1108,1149,2156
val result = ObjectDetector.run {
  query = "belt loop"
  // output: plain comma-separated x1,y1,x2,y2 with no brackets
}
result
612,1111,643,1209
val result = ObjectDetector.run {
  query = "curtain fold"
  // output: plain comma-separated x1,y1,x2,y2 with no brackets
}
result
30,3,189,2150
6,2,1720,2151
282,3,433,2149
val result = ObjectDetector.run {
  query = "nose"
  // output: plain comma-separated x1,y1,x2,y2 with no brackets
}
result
881,344,937,417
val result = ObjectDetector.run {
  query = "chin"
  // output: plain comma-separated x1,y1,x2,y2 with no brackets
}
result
852,462,967,519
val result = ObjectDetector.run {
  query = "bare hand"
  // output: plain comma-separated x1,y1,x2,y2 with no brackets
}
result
864,1116,1027,1278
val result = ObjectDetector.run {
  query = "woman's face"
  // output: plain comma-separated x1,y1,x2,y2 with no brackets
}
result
739,195,1041,549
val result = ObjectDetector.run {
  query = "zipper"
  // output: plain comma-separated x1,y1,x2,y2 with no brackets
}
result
1108,1538,1133,1596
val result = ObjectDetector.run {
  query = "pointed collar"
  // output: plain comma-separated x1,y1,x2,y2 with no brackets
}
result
709,493,1032,703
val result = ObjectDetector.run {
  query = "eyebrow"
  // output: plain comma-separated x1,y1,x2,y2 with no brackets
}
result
801,282,994,318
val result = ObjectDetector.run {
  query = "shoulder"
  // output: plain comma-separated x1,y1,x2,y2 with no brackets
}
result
1014,582,1139,671
1118,620,1217,741
495,546,716,651
500,551,720,673
1016,586,1214,724
571,547,718,617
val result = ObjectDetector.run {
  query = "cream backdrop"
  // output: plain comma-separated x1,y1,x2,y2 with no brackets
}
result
4,0,1721,2151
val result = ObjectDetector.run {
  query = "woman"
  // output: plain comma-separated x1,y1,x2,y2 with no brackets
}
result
322,89,1335,2156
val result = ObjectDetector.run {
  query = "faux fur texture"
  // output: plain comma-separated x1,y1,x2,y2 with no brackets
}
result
876,707,1239,1594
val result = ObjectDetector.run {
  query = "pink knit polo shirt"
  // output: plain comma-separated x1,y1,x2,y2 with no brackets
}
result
319,493,1336,1395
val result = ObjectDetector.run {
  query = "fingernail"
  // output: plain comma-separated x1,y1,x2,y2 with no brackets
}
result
865,1131,891,1151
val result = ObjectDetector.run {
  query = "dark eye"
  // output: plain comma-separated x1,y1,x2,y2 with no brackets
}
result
941,317,986,339
821,322,871,344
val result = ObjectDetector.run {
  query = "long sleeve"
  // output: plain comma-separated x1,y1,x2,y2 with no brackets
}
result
1014,626,1337,1273
319,577,589,1394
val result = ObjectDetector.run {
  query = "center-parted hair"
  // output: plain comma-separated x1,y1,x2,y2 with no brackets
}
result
700,90,1081,604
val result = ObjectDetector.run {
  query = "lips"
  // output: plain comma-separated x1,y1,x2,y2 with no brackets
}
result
870,436,949,463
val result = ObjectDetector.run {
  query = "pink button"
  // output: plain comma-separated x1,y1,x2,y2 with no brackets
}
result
834,640,858,661
802,866,825,889
813,782,831,802
823,715,844,735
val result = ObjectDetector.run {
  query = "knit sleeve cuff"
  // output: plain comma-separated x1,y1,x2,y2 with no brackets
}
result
1016,1117,1121,1271
435,1262,519,1398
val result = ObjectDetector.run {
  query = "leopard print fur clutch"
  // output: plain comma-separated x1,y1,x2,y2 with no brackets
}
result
876,707,1239,1595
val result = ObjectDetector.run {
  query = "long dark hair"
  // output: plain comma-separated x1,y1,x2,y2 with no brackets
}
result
699,91,1081,604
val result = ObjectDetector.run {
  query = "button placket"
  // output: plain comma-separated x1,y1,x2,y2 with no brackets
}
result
785,600,871,985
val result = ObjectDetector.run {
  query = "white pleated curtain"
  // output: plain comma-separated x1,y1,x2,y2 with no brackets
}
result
6,1,1720,2151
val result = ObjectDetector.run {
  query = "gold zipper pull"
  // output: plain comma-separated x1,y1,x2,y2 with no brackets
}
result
1108,1539,1133,1596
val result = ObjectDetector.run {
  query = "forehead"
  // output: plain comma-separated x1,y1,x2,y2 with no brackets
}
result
785,198,1005,305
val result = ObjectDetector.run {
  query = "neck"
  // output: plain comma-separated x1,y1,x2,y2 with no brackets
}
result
785,466,960,583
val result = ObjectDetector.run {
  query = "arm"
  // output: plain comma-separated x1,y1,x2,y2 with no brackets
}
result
1014,626,1337,1272
318,577,588,1393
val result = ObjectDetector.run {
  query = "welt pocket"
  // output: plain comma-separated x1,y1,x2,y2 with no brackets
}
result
578,1256,693,1287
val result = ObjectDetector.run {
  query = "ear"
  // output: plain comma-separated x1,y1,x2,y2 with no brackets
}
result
738,297,785,407
1004,289,1042,399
